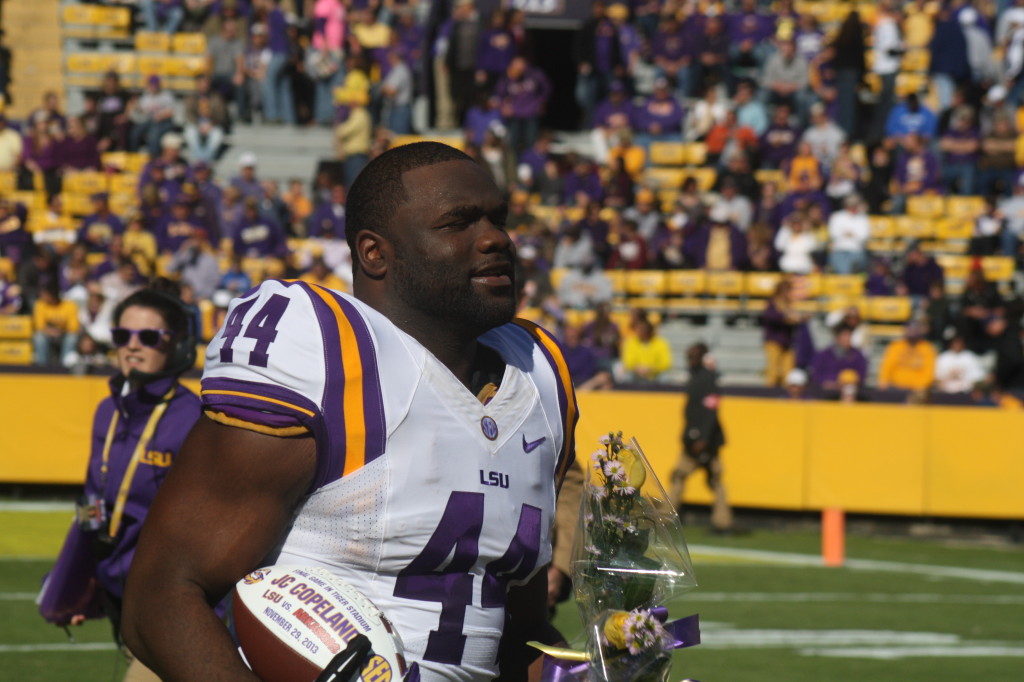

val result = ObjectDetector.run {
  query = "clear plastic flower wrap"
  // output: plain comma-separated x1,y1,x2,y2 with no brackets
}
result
549,432,700,682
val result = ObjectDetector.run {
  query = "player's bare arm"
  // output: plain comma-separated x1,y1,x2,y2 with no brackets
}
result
122,416,315,681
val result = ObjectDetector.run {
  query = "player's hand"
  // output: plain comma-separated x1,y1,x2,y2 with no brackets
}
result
546,566,565,609
70,614,86,626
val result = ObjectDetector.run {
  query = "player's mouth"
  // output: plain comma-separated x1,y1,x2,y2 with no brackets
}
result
471,262,513,287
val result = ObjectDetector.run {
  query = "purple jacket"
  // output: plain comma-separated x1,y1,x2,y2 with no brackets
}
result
231,213,287,257
902,259,945,297
563,170,606,205
727,10,776,44
760,123,800,167
496,67,552,118
464,105,503,146
155,216,203,253
810,346,869,387
306,202,346,239
593,97,634,129
762,299,799,348
82,377,199,600
779,189,831,221
58,135,101,170
631,94,685,134
78,212,126,252
651,27,690,62
684,223,747,269
894,150,942,194
477,28,516,75
268,7,289,54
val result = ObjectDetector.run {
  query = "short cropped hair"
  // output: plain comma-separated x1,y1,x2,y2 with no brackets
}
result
346,142,473,269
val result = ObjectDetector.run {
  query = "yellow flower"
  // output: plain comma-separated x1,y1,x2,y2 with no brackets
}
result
617,448,647,489
603,611,629,649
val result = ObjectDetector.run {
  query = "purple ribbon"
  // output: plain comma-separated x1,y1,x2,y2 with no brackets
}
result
540,613,701,682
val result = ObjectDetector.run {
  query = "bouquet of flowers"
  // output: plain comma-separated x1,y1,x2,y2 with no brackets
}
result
534,432,700,682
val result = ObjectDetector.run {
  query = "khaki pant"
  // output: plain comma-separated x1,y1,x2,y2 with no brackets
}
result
670,452,733,531
432,57,456,130
763,341,795,387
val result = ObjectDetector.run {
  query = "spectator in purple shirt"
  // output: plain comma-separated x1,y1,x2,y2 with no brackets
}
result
574,2,627,126
307,184,346,239
476,8,517,90
760,103,800,169
230,152,265,201
156,197,204,255
693,14,730,94
891,133,942,214
727,0,777,77
631,77,685,148
57,116,100,173
261,0,296,125
495,56,551,153
939,106,980,195
899,242,945,298
562,156,606,208
650,13,693,100
20,118,61,197
810,325,869,394
78,194,125,253
464,94,504,148
231,196,286,258
562,322,612,390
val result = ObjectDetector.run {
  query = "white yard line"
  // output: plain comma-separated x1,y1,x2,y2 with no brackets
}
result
0,502,74,512
689,544,1024,584
0,642,116,653
683,592,1024,604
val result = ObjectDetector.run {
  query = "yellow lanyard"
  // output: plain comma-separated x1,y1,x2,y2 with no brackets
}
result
99,385,176,539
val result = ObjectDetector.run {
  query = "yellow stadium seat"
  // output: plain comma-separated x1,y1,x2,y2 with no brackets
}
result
896,72,928,96
0,315,31,339
642,168,686,190
684,168,717,192
61,193,95,217
171,56,208,77
0,257,15,281
868,215,895,238
110,193,139,216
125,153,150,174
0,171,14,193
893,215,935,240
108,174,139,195
945,196,986,221
901,48,930,73
823,274,865,297
625,270,667,297
934,218,974,241
657,189,679,212
63,171,108,196
547,267,568,292
906,195,945,219
100,152,128,171
744,272,783,298
0,341,33,365
981,256,1016,283
649,142,686,166
705,272,744,310
604,269,628,301
867,296,913,323
135,31,171,53
936,254,970,281
172,33,208,55
563,309,596,330
754,169,785,188
137,55,176,78
391,134,464,151
684,142,707,166
62,5,132,40
823,296,868,316
793,273,823,299
665,270,706,297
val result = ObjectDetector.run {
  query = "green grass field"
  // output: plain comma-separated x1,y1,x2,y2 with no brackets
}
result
3,509,1023,682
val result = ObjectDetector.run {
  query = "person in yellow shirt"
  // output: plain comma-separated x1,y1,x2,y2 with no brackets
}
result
878,322,937,395
298,256,348,293
620,314,672,383
334,71,372,187
32,284,81,366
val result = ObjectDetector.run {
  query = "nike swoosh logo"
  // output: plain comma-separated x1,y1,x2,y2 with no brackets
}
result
522,435,546,453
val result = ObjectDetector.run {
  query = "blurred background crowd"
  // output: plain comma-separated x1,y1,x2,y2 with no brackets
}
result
0,0,1022,406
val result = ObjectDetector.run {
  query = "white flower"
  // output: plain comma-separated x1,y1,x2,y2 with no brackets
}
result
604,460,627,481
590,484,608,500
615,484,636,496
622,610,668,655
598,434,611,445
584,543,601,556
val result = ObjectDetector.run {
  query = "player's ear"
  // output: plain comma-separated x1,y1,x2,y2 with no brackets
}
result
355,229,389,279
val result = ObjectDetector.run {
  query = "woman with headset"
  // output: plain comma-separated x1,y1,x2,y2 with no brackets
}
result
40,280,200,681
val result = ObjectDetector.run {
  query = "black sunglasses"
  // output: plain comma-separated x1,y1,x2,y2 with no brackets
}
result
110,327,170,348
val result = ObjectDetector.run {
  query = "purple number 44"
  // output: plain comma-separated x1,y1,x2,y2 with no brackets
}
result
393,492,542,665
219,294,290,367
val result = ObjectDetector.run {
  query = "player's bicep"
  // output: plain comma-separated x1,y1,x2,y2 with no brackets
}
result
131,415,316,601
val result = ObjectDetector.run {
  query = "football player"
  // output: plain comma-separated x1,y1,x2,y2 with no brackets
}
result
122,142,576,681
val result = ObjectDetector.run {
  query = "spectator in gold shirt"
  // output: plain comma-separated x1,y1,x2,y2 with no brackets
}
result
32,282,80,366
878,322,937,396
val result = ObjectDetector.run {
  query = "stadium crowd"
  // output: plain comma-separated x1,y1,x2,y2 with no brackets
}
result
0,0,1023,405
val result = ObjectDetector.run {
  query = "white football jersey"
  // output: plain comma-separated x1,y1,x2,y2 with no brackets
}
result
201,280,578,681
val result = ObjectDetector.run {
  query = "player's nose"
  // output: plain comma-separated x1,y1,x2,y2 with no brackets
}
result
475,218,513,253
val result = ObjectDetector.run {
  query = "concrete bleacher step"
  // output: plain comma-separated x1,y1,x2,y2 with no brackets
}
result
3,0,64,119
215,124,336,186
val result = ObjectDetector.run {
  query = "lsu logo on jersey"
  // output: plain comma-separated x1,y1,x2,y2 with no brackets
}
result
140,450,173,467
242,569,270,585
